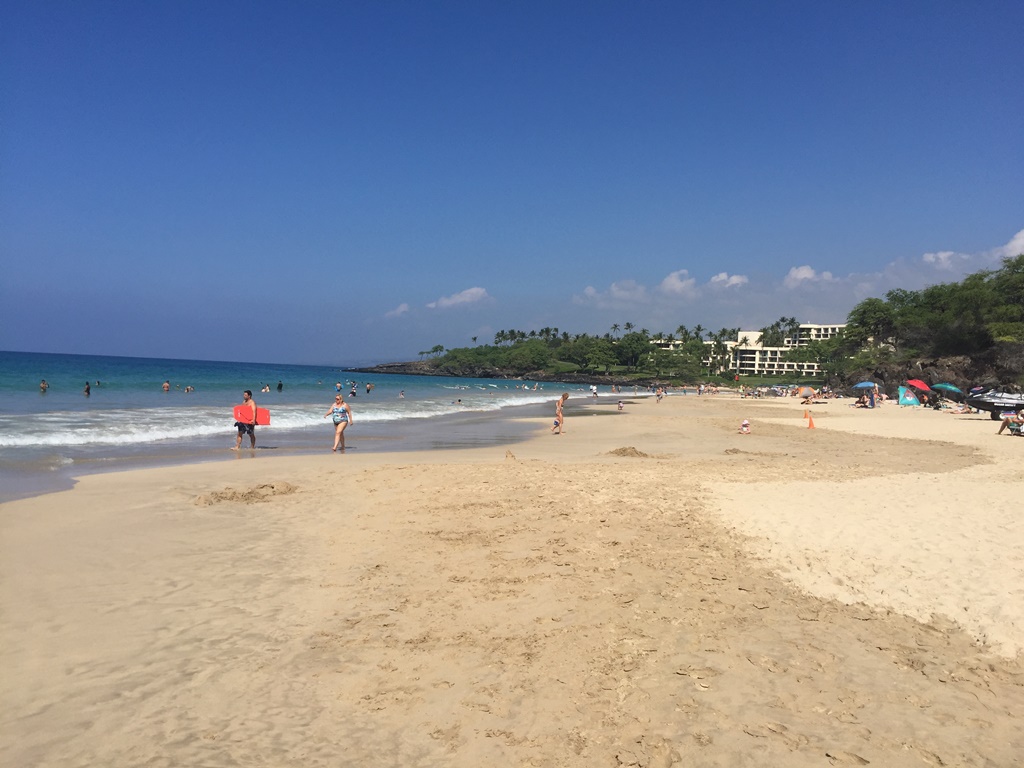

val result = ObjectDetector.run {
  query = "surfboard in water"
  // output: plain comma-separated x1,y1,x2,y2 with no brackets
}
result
233,405,271,425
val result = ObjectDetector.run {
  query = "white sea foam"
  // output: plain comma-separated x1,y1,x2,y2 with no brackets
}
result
0,391,562,449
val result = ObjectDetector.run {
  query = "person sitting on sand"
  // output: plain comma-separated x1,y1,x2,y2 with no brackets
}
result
996,408,1024,435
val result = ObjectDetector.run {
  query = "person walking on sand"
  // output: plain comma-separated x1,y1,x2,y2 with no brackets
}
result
324,394,353,452
551,392,569,434
233,390,257,450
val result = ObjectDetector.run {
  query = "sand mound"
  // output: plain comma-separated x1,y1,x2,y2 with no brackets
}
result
194,482,297,506
605,446,650,458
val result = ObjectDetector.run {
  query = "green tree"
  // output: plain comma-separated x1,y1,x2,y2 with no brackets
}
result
616,331,651,371
586,338,617,373
507,339,554,371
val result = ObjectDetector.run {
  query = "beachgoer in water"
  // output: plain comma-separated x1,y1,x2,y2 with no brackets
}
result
40,379,49,393
277,380,283,392
551,392,569,434
162,381,170,392
233,390,257,450
324,394,353,452
83,381,90,396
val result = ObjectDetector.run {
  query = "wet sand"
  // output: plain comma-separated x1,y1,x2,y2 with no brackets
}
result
2,393,1022,766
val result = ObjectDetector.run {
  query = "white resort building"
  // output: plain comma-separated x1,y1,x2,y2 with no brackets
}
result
654,323,846,378
727,323,846,378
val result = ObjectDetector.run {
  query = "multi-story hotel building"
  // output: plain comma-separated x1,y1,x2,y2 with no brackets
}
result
653,323,846,378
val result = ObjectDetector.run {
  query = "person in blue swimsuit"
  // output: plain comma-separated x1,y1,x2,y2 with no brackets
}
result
323,394,354,452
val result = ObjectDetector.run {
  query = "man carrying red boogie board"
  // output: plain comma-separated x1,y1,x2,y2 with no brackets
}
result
233,389,257,450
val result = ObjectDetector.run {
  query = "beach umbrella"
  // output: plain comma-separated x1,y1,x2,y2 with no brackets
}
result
932,382,965,401
797,386,816,398
852,381,877,389
906,379,932,391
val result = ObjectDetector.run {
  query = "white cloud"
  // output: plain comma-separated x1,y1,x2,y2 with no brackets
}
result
608,280,647,302
575,280,648,308
657,269,699,298
919,229,1024,274
994,228,1024,259
426,286,491,309
565,228,1023,337
920,250,966,271
783,265,835,289
708,271,749,289
384,302,409,318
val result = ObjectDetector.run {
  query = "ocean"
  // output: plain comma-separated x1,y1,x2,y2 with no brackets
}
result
0,350,600,502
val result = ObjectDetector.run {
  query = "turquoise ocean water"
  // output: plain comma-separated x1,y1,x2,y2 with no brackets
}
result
0,350,596,502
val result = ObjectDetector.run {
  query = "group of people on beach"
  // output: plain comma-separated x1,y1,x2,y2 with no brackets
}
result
231,387,356,453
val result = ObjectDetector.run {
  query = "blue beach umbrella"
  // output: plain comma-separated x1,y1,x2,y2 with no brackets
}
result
932,382,965,401
852,381,877,389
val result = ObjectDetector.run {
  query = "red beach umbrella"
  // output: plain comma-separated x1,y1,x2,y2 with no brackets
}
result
906,379,932,391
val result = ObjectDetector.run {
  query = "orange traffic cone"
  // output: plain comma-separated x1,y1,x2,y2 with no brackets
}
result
803,409,809,419
808,415,816,429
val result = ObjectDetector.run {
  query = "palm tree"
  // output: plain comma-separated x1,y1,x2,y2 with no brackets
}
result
624,322,635,334
610,323,620,339
692,324,705,342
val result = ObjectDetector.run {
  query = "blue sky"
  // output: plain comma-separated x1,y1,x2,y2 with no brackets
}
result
3,2,1022,365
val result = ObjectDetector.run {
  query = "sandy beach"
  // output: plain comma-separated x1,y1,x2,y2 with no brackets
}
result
2,393,1022,767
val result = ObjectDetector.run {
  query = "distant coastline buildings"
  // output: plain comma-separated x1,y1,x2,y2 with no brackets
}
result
652,323,847,378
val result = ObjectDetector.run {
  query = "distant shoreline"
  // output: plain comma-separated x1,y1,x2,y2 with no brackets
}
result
346,360,668,388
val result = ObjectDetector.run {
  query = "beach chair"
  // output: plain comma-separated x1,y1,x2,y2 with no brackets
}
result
1009,421,1023,436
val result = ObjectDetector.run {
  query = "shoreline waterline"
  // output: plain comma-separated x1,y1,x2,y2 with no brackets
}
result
0,394,622,503
2,349,635,502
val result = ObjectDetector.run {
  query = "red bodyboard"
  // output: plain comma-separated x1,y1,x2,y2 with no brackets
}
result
233,405,271,425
